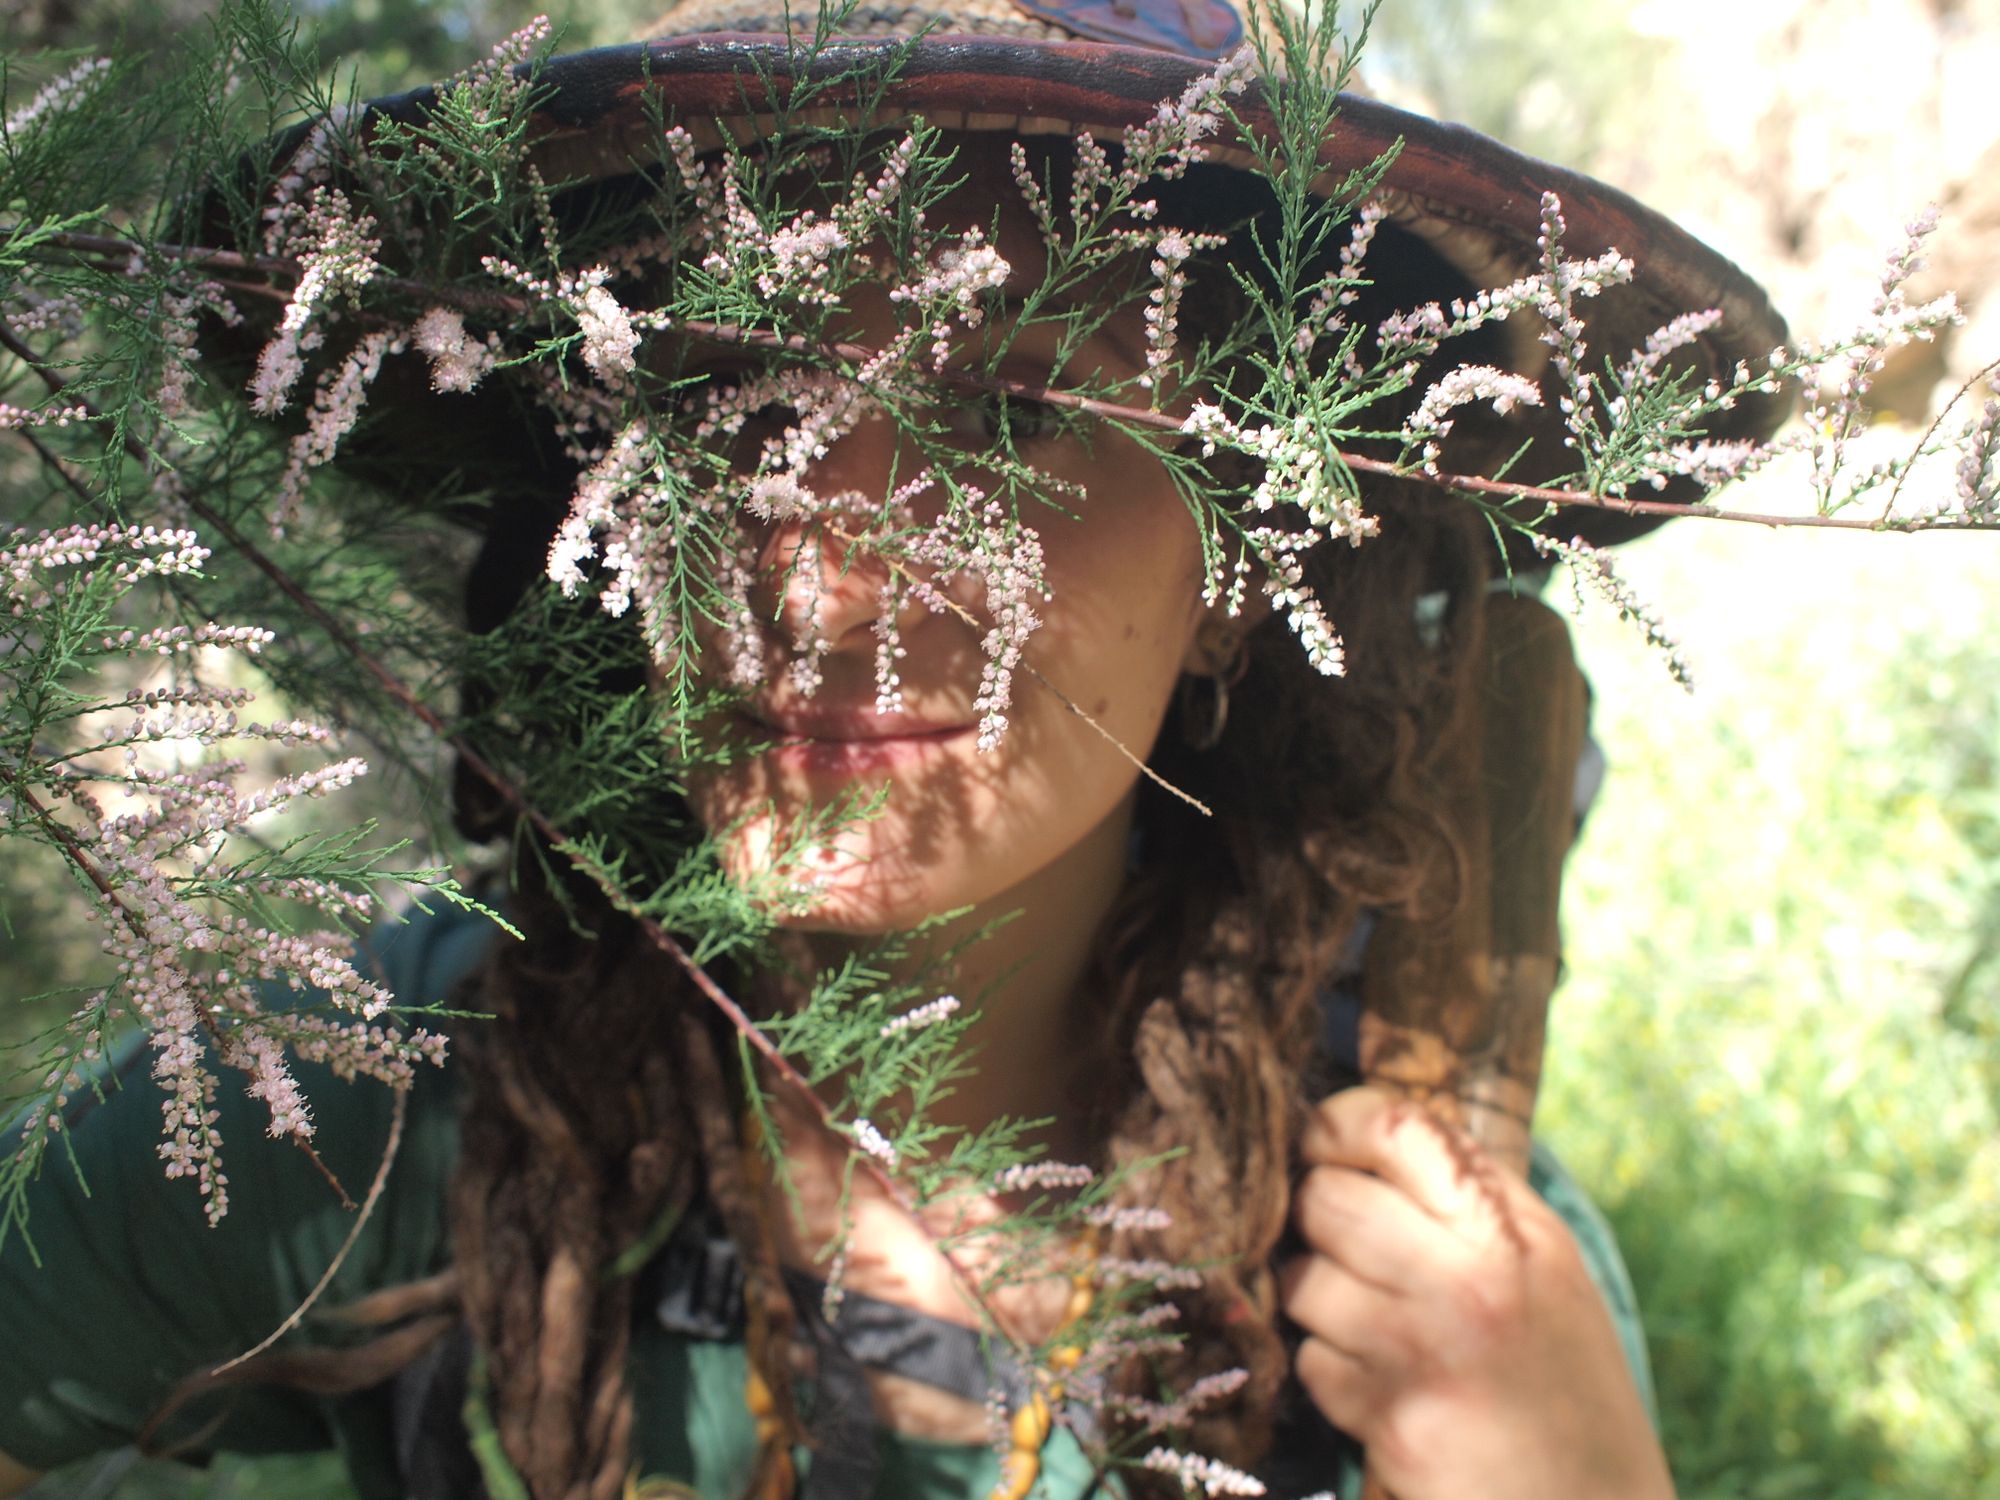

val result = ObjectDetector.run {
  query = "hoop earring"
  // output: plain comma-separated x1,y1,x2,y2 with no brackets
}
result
1179,669,1230,751
1180,641,1249,751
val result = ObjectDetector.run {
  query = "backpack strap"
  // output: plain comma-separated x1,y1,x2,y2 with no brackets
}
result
391,1204,1050,1500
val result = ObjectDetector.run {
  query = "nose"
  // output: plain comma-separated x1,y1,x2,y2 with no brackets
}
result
750,412,910,652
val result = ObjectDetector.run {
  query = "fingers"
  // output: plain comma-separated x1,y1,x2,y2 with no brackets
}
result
1293,1332,1378,1438
1279,1251,1392,1433
1291,1162,1455,1291
1280,1249,1390,1350
1300,1087,1517,1232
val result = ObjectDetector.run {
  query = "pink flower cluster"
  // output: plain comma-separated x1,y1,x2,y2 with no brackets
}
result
851,1116,898,1168
482,257,660,386
6,293,83,338
665,127,922,311
1284,205,1392,381
10,525,446,1224
1105,1367,1249,1434
759,214,850,303
115,620,272,656
1097,1254,1206,1292
889,229,1011,368
1619,307,1726,389
272,327,403,536
1084,1203,1173,1232
1138,1445,1266,1497
72,727,441,1225
1531,194,1629,461
262,108,353,257
1181,403,1375,675
249,187,384,418
411,306,498,393
905,493,1049,750
1139,228,1226,395
443,14,551,121
3,56,110,137
1798,207,1961,506
1069,1300,1184,1383
546,370,885,690
1652,437,1769,489
1376,205,1634,364
0,400,88,432
1012,47,1250,278
2,523,206,612
1118,46,1256,183
144,280,239,420
1532,532,1691,690
1399,362,1544,471
992,1160,1096,1192
879,993,961,1036
1956,399,2000,520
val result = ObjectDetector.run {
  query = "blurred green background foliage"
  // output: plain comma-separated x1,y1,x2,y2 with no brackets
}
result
1544,522,2000,1500
6,0,1999,1496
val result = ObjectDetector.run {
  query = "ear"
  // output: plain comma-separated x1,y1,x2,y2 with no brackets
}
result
1180,588,1272,676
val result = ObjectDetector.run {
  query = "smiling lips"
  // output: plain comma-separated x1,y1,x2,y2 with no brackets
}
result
744,707,977,772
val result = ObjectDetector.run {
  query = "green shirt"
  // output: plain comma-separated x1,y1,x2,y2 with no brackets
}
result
0,907,1652,1498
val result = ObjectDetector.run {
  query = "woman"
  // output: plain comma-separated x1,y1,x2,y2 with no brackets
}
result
0,2,1787,1497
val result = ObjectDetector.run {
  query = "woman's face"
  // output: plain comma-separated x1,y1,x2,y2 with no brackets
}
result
685,152,1226,933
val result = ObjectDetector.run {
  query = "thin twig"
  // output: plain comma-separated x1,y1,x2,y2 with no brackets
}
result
297,1141,358,1211
1881,355,2000,521
210,1083,409,1375
14,426,98,507
562,315,2000,532
28,227,528,315
0,766,124,907
1028,663,1211,816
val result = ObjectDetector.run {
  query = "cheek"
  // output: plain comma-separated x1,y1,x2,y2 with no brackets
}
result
1033,499,1206,733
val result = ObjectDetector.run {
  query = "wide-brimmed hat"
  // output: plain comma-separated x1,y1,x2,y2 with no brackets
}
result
234,0,1790,552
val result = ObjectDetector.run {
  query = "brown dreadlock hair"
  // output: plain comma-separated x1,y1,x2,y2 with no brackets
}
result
1093,478,1486,1478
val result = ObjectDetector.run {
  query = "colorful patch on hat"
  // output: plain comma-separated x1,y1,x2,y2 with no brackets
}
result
1007,0,1244,58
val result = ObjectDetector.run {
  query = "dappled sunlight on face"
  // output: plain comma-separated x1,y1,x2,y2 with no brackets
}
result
682,144,1217,933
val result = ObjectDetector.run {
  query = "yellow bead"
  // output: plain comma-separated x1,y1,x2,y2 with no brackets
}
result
1009,1392,1052,1450
989,1447,1041,1500
626,1477,705,1499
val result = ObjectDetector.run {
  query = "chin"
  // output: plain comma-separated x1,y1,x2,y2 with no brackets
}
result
703,808,963,936
785,846,1001,934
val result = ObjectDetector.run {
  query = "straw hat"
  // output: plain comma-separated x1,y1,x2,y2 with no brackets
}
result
253,0,1790,548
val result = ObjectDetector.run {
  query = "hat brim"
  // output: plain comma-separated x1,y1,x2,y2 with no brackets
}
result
340,33,1792,549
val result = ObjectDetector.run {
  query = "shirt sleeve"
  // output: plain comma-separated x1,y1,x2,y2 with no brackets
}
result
0,902,489,1473
1528,1139,1661,1426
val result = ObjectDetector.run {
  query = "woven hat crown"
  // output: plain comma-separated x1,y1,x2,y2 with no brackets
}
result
646,0,1251,56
